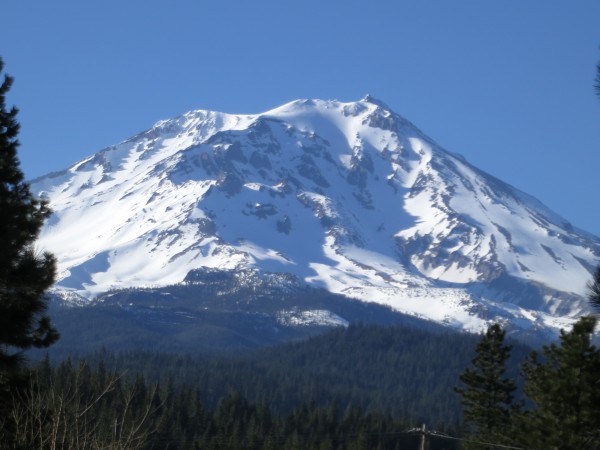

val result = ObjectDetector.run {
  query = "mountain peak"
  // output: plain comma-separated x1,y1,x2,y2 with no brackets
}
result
32,98,600,342
361,94,390,109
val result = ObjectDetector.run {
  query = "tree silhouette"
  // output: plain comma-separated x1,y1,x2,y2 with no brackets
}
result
0,57,58,396
588,266,600,312
521,316,600,450
455,323,518,449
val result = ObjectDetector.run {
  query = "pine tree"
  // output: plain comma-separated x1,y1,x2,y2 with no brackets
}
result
588,265,600,312
521,316,600,450
0,58,58,395
455,323,517,449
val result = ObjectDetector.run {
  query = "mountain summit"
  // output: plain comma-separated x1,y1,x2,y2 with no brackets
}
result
32,98,600,340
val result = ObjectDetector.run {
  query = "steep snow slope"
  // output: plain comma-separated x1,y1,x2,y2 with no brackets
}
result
32,97,600,339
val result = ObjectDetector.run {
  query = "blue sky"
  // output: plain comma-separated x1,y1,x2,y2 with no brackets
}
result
2,0,600,235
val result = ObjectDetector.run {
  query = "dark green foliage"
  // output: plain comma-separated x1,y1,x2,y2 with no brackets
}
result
75,323,487,426
21,322,501,447
455,324,518,449
16,316,600,449
521,316,600,450
588,265,600,312
0,58,57,402
3,357,460,449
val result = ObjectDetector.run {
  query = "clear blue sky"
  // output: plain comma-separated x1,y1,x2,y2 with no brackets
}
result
2,0,600,236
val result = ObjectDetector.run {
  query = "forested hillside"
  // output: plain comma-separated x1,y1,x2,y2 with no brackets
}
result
75,323,530,426
12,322,500,449
3,356,459,449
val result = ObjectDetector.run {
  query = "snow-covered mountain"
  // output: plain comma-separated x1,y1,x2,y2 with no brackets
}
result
32,96,600,341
